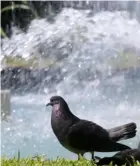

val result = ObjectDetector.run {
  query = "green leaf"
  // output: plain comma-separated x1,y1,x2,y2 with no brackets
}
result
1,4,30,13
1,4,39,18
0,27,7,38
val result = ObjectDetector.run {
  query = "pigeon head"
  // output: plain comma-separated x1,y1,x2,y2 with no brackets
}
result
46,96,65,107
46,96,78,120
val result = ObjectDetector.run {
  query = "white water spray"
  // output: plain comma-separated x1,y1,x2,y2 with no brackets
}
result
1,9,140,159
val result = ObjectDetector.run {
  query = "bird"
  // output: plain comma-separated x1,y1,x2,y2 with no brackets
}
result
46,96,137,159
96,148,140,166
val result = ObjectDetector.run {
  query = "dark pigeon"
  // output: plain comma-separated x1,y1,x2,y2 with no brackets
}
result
96,148,140,166
46,96,137,159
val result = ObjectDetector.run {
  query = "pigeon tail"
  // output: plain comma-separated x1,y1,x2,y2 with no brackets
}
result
101,141,131,152
107,122,136,142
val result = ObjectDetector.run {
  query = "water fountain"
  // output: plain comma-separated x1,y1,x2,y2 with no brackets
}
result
1,1,140,160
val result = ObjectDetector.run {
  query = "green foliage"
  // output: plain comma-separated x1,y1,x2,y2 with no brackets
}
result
0,27,7,38
2,56,38,68
106,51,140,70
2,51,140,70
1,4,30,13
1,156,92,166
2,56,61,69
1,1,39,38
1,156,140,166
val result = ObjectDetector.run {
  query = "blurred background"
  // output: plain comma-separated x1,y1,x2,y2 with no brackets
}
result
1,0,140,160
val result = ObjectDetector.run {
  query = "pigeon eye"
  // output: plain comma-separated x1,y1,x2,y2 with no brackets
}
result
51,99,55,102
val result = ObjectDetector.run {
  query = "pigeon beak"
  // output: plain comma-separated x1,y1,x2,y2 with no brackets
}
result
46,102,52,106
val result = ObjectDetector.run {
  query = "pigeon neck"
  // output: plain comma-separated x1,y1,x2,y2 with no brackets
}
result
62,102,78,120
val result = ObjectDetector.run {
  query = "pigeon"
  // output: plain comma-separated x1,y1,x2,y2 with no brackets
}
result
96,148,140,166
46,96,137,159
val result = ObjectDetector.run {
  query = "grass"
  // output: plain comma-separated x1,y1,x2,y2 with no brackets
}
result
1,155,140,166
1,156,93,166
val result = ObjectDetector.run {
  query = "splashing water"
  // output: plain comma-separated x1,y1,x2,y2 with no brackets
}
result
1,9,140,159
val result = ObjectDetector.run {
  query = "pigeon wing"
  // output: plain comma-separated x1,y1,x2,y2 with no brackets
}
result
67,120,110,151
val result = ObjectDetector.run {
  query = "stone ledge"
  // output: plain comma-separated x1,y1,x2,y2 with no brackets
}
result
1,89,11,120
1,67,67,93
1,66,140,94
